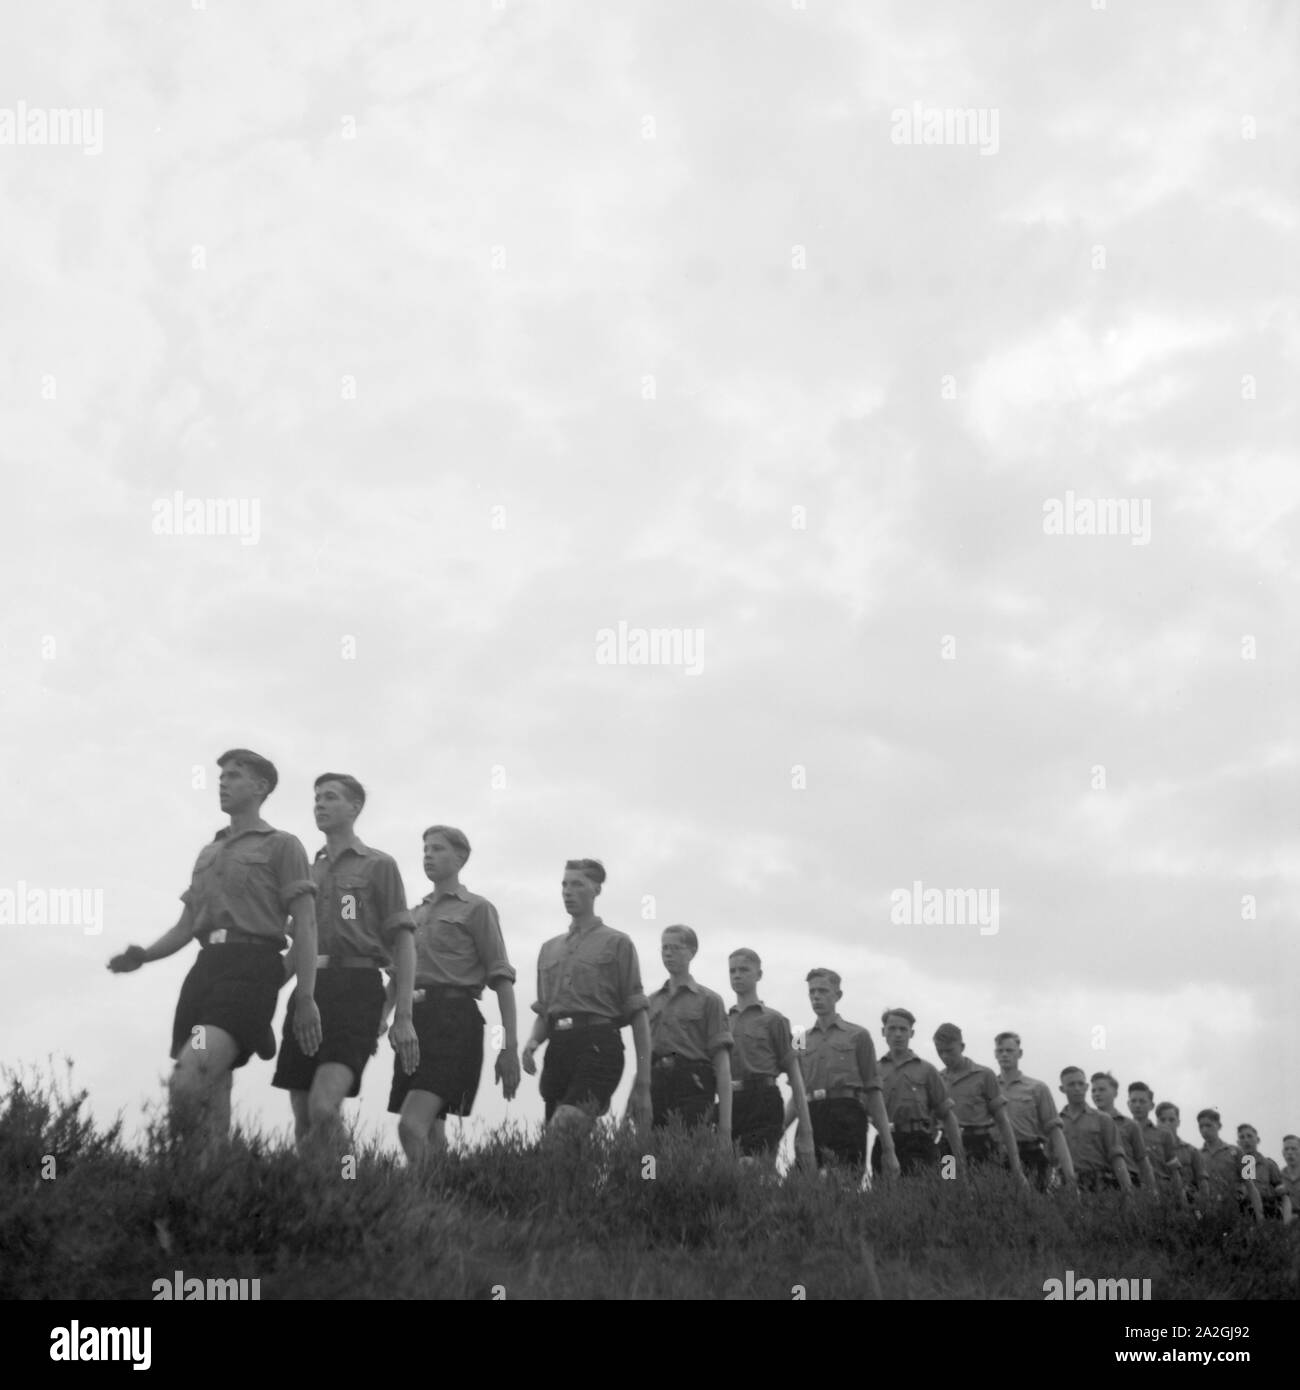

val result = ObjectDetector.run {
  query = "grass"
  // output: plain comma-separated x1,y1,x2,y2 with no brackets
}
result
3,1062,1297,1300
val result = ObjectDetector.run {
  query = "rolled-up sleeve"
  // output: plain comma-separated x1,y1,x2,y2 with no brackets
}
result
1099,1113,1123,1163
1034,1082,1062,1133
372,857,415,948
617,937,648,1018
926,1067,952,1115
273,834,317,910
471,901,516,986
704,993,733,1055
853,1029,883,1094
983,1069,1006,1112
773,1013,795,1069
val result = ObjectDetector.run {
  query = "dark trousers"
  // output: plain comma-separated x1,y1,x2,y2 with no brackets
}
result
732,1085,784,1156
873,1130,940,1177
808,1097,868,1171
1077,1168,1121,1193
650,1058,716,1129
1014,1140,1051,1190
939,1128,999,1166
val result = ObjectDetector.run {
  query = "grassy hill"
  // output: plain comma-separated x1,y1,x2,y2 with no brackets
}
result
3,1064,1297,1301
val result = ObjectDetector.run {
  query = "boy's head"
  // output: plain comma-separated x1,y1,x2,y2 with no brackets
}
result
661,924,698,969
1059,1066,1089,1105
314,773,365,832
882,1008,916,1052
932,1022,965,1069
1196,1109,1221,1142
993,1031,1022,1070
217,749,277,810
1089,1072,1119,1109
1126,1080,1154,1122
423,826,470,881
729,948,762,994
806,968,841,1015
561,859,605,914
1236,1123,1259,1154
1156,1101,1180,1132
1283,1135,1300,1167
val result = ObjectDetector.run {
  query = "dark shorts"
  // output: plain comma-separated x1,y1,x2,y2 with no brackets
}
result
874,1129,941,1177
388,994,485,1119
272,968,384,1098
732,1084,784,1156
940,1128,999,1166
809,1097,868,1171
539,1023,624,1121
1014,1139,1051,1190
651,1058,716,1130
170,944,284,1071
1077,1168,1121,1193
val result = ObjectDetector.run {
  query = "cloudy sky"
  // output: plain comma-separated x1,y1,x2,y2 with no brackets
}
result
1,0,1296,1160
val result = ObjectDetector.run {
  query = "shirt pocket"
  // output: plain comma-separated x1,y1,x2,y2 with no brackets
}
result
824,1033,858,1085
334,875,371,927
570,942,619,997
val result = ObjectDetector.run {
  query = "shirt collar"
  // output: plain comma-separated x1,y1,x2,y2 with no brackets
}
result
729,999,765,1016
812,1012,844,1033
658,974,699,996
424,883,469,905
567,914,604,938
215,821,274,842
885,1048,918,1065
316,837,371,864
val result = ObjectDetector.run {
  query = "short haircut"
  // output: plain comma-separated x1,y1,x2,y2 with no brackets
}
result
882,1007,916,1028
315,772,365,810
662,923,698,953
933,1022,963,1045
1060,1066,1086,1081
994,1031,1021,1048
424,825,471,865
1236,1123,1257,1135
1155,1102,1179,1119
217,749,278,797
729,947,762,969
806,968,841,990
1089,1072,1118,1090
1128,1081,1153,1098
1283,1134,1300,1145
1196,1108,1220,1125
565,858,606,886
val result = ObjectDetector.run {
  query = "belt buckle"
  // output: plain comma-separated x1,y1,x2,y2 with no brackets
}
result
555,1016,574,1030
316,954,329,968
811,1088,827,1101
209,929,227,945
412,989,427,1003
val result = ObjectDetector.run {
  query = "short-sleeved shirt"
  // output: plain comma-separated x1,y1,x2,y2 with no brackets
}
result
1139,1120,1183,1185
940,1058,1006,1129
311,840,413,963
1280,1165,1300,1206
533,917,647,1026
411,884,515,998
728,1001,794,1082
799,1014,882,1097
182,823,315,948
879,1050,952,1129
998,1071,1063,1144
1201,1141,1245,1193
1171,1138,1207,1190
1243,1153,1287,1202
648,977,732,1063
1060,1105,1124,1176
1108,1111,1148,1176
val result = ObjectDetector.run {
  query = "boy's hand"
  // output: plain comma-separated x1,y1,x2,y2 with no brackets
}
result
521,1039,539,1076
388,1016,419,1075
294,997,322,1056
495,1047,520,1099
108,945,147,973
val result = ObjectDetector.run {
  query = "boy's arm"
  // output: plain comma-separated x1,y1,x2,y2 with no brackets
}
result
521,1013,548,1075
713,1047,732,1142
866,1091,899,1177
388,929,418,1075
288,893,320,1055
108,904,201,971
492,978,520,1099
940,1105,965,1174
626,1008,652,1130
995,1105,1025,1179
1050,1127,1076,1184
784,1053,816,1163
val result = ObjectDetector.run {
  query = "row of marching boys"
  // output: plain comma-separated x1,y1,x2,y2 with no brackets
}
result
106,750,1298,1216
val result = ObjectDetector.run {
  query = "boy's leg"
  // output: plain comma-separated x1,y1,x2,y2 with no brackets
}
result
306,1062,357,1156
288,1090,311,1149
170,1025,241,1141
398,1090,445,1165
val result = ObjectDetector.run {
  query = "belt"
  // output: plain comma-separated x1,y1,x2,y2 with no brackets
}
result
204,928,281,949
732,1076,778,1091
316,954,381,970
1017,1138,1046,1150
549,1012,617,1031
961,1125,995,1136
894,1121,935,1135
808,1085,863,1102
413,984,477,1002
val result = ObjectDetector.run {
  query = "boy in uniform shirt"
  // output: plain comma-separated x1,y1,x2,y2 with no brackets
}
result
727,949,814,1166
522,859,652,1134
1126,1082,1183,1197
108,749,320,1144
874,1008,963,1178
1280,1135,1300,1219
386,825,519,1165
1196,1109,1261,1218
1156,1102,1206,1200
792,969,899,1179
1058,1066,1131,1192
994,1032,1074,1190
647,925,732,1141
1091,1072,1156,1192
932,1023,1023,1177
274,774,417,1155
1237,1123,1292,1223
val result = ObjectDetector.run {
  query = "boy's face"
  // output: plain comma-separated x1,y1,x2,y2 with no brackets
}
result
1198,1116,1220,1144
1237,1127,1259,1154
423,834,461,883
934,1039,963,1069
561,869,599,916
1060,1072,1089,1106
729,957,760,995
1158,1109,1180,1135
314,780,358,834
1090,1078,1117,1110
661,932,694,971
883,1016,913,1052
807,977,838,1016
218,760,265,814
1127,1091,1152,1122
1283,1138,1300,1167
994,1039,1022,1071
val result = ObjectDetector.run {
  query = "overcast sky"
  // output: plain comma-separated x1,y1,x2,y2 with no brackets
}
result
1,0,1296,1160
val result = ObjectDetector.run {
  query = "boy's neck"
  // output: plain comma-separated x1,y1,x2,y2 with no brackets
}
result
734,988,759,1009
